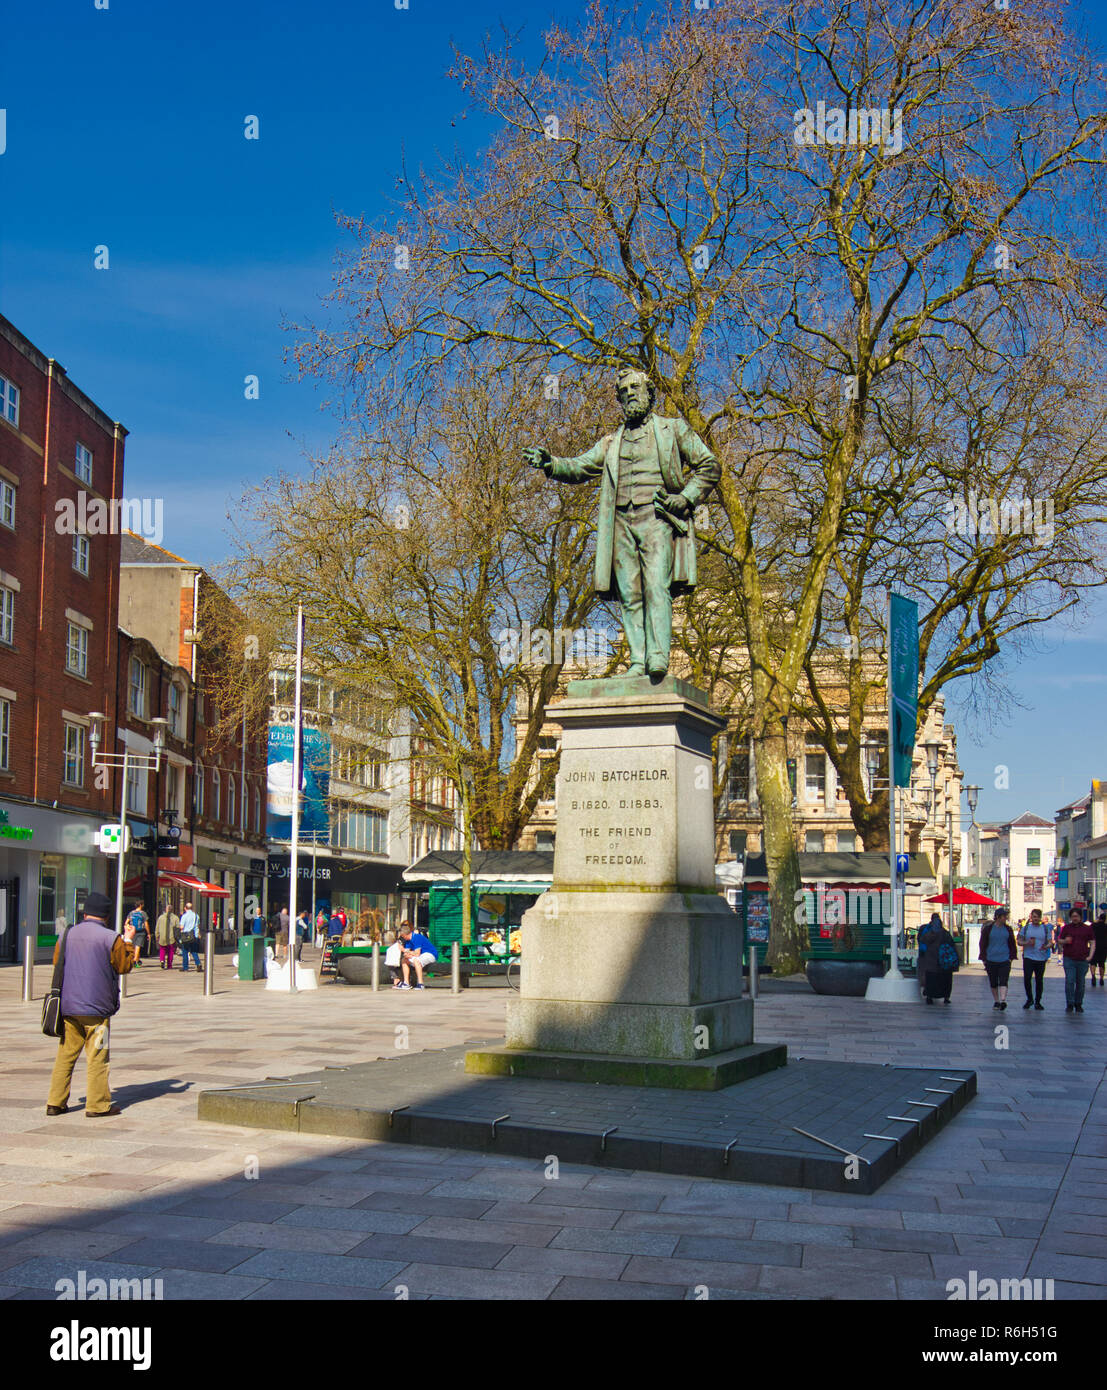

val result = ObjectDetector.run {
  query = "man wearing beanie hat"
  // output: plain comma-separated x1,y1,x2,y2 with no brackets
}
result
45,891,135,1118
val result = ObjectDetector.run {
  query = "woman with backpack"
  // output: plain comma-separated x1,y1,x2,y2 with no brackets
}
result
918,912,958,1005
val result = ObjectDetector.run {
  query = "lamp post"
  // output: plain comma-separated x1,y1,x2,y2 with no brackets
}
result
89,712,168,956
963,784,981,964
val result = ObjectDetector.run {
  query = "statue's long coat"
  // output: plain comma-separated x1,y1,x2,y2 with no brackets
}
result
545,414,720,600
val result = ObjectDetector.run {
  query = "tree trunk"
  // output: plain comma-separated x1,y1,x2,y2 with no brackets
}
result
755,730,804,976
460,779,473,946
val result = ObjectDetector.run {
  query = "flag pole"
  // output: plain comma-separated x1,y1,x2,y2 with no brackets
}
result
287,604,304,994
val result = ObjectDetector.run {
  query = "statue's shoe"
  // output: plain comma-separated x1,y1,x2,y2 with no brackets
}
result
646,661,669,677
626,664,646,676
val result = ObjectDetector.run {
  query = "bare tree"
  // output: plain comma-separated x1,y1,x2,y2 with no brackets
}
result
292,0,1107,971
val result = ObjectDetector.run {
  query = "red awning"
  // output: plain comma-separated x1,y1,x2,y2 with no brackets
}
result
924,886,1004,906
158,871,231,899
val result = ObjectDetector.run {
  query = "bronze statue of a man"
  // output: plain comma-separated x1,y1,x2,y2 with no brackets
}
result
525,367,719,677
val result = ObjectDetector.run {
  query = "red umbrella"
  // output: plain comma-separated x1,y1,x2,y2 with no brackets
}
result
924,886,1004,906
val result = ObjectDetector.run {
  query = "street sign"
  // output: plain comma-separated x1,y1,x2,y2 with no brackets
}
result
98,824,131,854
895,852,910,876
155,837,179,854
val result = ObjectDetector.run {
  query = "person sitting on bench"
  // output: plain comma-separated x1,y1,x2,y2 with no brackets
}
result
397,922,437,990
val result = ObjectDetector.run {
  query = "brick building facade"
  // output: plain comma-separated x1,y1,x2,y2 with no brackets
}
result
0,315,126,960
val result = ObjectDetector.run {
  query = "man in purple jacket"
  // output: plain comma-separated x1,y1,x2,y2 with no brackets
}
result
45,891,135,1117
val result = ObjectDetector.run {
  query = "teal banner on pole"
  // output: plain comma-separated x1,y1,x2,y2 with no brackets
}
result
889,593,919,788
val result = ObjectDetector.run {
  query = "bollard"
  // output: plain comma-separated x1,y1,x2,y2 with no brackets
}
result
371,942,380,992
748,944,759,1001
451,942,460,995
21,928,34,1003
203,931,215,997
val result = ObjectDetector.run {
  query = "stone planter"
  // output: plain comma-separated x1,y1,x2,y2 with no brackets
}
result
337,955,374,985
805,959,885,997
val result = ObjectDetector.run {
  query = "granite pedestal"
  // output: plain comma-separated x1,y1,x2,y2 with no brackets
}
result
466,676,781,1089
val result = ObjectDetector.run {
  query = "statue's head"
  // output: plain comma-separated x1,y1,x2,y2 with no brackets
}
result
615,366,655,423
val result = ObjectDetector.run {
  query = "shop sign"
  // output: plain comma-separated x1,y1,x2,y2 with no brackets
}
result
0,809,32,841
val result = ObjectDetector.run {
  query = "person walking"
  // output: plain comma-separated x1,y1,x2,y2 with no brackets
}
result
1089,911,1107,989
155,904,180,969
178,901,202,972
1058,906,1095,1013
979,906,1017,1011
314,909,327,948
1018,907,1052,1010
126,904,149,965
295,909,310,961
45,891,135,1118
918,912,957,1004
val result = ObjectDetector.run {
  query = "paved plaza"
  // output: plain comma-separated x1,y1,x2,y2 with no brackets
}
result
0,950,1103,1301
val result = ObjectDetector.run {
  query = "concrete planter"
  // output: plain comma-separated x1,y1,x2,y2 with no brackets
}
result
805,959,884,996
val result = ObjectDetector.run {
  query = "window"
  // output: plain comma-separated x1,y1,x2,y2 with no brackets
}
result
806,739,823,806
72,534,90,576
128,658,147,717
0,479,14,530
0,697,9,770
0,585,13,645
168,682,183,737
38,863,58,928
66,622,88,677
837,831,857,852
538,735,559,752
727,748,750,803
729,830,748,857
74,443,93,485
211,768,221,820
536,831,556,851
334,806,388,854
125,761,144,814
1027,847,1041,868
193,761,204,816
0,373,19,427
805,830,825,852
63,722,85,786
1024,876,1043,904
227,774,236,830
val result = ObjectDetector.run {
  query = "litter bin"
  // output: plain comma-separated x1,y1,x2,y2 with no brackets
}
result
237,934,269,981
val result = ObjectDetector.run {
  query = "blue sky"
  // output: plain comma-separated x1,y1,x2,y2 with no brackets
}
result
2,0,1104,826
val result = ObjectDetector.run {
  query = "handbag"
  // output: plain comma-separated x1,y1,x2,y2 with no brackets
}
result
937,939,960,972
41,926,71,1038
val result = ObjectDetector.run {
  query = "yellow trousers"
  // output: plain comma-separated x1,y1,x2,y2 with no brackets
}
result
47,1016,112,1114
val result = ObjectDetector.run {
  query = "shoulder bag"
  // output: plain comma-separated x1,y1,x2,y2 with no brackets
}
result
41,926,71,1038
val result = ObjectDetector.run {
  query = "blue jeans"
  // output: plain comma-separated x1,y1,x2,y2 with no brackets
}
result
1063,958,1088,1007
180,947,201,971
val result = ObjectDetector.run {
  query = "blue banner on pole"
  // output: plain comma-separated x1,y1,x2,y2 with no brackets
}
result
889,593,919,788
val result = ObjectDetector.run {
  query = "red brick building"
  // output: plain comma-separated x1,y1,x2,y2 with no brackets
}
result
119,535,268,932
0,315,126,961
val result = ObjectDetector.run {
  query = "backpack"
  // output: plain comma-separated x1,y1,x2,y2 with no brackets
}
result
937,940,959,972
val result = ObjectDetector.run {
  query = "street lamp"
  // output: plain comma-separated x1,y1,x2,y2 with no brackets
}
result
924,740,940,823
89,711,168,954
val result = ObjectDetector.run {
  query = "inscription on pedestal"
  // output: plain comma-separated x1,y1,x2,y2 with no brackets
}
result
557,747,687,887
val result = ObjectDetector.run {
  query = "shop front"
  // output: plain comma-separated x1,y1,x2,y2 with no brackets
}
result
0,798,109,963
266,852,405,929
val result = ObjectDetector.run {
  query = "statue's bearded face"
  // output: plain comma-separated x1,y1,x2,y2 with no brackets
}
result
616,373,652,423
